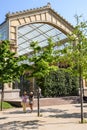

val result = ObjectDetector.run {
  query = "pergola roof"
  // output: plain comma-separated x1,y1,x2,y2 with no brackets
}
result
0,3,74,56
18,23,67,55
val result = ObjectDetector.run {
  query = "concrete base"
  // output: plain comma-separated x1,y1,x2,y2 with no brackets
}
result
0,89,20,100
84,87,87,96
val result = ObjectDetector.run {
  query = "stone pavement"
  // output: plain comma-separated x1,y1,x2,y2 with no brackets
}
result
0,103,87,130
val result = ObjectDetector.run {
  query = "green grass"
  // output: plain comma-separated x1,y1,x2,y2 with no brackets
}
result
0,101,14,109
79,119,87,124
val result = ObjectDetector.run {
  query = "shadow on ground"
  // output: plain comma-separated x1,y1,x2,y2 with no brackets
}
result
3,107,87,120
44,108,87,119
0,120,42,130
5,108,67,115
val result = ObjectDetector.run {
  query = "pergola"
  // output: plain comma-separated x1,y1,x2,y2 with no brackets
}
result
18,23,67,56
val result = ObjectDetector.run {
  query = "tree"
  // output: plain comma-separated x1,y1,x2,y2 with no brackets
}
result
0,40,25,110
24,38,57,116
56,15,87,123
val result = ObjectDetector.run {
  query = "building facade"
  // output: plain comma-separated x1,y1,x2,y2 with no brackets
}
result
1,3,81,99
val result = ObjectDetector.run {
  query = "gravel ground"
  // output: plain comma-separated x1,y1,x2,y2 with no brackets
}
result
0,103,87,130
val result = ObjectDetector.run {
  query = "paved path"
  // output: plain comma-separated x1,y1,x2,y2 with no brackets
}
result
0,103,87,130
5,96,80,107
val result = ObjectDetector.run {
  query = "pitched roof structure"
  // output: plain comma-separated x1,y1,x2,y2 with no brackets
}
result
0,3,74,56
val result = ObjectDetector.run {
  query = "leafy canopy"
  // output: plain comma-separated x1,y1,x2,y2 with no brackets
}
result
0,40,25,83
55,15,87,78
24,38,58,79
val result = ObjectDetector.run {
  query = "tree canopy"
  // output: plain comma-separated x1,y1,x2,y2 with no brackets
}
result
0,40,25,84
55,16,87,78
24,38,58,79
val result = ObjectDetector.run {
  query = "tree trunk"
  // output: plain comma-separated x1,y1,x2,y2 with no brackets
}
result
79,65,84,123
37,87,40,117
37,93,40,116
0,83,4,111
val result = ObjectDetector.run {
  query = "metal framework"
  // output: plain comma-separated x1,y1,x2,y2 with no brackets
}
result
0,3,74,54
18,23,67,55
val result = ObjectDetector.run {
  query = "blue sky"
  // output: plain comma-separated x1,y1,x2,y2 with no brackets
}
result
0,0,87,25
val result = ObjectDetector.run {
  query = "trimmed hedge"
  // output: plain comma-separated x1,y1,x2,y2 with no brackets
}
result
38,69,79,97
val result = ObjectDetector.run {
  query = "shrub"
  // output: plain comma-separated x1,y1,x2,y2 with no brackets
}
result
39,69,79,97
